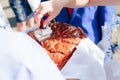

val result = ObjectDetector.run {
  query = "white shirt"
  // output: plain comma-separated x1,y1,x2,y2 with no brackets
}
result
0,28,65,80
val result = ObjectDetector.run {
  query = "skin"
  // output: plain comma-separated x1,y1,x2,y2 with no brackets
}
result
34,0,120,27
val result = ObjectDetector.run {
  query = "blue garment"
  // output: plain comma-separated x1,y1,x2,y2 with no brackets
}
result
9,0,34,22
55,6,115,44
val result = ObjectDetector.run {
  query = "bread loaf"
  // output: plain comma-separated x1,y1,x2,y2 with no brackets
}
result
28,22,86,69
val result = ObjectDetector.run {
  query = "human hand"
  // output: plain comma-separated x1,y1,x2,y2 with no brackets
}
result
34,1,64,27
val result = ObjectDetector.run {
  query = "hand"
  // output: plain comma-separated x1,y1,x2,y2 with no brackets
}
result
34,1,63,27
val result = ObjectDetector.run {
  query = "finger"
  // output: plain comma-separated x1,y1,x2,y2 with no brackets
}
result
43,15,55,25
34,7,49,26
34,8,44,25
34,12,42,27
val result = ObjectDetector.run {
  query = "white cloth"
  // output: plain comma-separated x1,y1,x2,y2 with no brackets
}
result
61,38,106,80
0,28,65,80
104,59,120,80
97,18,120,80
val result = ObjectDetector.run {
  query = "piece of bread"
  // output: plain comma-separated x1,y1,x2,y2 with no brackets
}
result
28,22,86,70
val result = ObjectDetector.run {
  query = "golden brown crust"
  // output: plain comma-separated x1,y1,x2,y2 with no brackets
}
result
28,22,86,70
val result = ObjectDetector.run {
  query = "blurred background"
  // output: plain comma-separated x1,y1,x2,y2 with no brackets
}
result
1,0,120,29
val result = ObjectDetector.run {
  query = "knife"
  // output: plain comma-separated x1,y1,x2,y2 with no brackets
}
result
25,24,52,42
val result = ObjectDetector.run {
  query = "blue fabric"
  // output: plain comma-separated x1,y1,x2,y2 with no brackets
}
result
55,6,115,44
9,0,34,22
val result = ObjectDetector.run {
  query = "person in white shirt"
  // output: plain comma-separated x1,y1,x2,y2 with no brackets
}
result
0,28,65,80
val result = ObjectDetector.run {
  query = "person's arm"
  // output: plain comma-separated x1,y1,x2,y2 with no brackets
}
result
87,0,120,6
65,0,120,7
34,0,120,27
34,0,89,26
62,0,89,8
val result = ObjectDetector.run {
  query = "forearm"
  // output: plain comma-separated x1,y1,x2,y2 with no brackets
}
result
50,0,89,8
64,0,89,8
51,0,120,8
87,0,120,6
